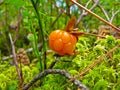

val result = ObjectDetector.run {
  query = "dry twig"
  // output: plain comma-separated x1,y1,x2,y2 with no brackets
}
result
70,0,120,32
9,33,23,89
75,0,100,27
91,0,110,21
2,43,42,61
23,69,89,90
110,10,120,24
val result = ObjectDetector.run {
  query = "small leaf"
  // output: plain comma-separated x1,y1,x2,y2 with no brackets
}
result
66,17,76,32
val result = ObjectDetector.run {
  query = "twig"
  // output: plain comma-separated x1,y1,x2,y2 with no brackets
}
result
70,31,106,38
91,0,110,21
23,69,89,90
84,33,106,38
70,30,120,39
75,0,100,27
75,43,120,77
70,0,120,32
2,43,43,61
9,33,23,89
110,10,120,24
75,0,91,27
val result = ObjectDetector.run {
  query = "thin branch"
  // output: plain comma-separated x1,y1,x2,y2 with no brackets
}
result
70,30,120,39
87,0,100,12
2,44,53,61
75,0,100,27
70,0,120,32
91,0,110,21
110,10,120,24
75,0,91,27
9,33,23,88
2,43,42,61
70,31,105,38
23,69,89,90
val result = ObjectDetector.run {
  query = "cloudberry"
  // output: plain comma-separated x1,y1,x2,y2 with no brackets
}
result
49,30,77,55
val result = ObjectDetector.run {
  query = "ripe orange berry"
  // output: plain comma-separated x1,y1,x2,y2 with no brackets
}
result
49,30,77,55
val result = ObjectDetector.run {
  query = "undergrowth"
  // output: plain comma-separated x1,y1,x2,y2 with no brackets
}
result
0,35,120,90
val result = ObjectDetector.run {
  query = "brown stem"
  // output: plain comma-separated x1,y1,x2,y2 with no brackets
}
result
9,33,23,89
70,0,120,32
70,31,106,38
71,31,120,40
84,33,105,38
